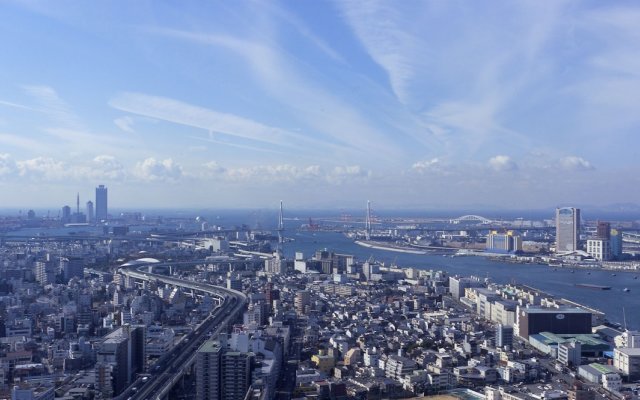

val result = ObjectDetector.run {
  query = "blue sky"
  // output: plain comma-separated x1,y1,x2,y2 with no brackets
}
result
0,1,638,210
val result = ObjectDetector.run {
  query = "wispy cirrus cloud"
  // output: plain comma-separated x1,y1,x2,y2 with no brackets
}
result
114,116,136,133
110,92,313,151
336,0,422,104
337,1,569,158
23,85,83,130
0,100,38,111
146,27,404,161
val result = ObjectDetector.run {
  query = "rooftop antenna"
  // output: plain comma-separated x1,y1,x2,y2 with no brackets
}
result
365,200,372,240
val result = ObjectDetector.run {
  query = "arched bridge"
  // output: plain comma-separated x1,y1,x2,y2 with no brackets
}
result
449,215,494,225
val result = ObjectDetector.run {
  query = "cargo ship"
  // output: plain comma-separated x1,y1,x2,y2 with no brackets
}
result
574,283,612,290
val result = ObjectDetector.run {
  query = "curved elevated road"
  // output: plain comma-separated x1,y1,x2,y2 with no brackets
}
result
117,261,247,400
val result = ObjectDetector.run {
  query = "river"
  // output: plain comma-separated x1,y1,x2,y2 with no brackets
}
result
283,231,640,330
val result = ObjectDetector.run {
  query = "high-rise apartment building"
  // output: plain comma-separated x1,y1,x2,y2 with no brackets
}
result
196,335,253,400
294,290,310,315
495,324,514,348
197,340,222,400
95,185,108,221
556,207,580,253
610,229,623,260
486,230,523,253
95,325,145,397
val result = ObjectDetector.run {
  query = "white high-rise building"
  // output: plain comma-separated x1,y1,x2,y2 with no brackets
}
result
86,201,94,223
556,207,580,253
586,239,611,261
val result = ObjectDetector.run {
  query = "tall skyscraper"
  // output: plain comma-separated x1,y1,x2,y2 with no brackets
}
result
556,207,580,253
597,221,611,240
61,205,71,223
86,201,94,223
95,185,108,221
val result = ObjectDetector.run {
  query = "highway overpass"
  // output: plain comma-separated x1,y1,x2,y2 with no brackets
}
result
117,260,247,400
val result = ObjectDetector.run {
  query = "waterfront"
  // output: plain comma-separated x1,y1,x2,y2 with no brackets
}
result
284,231,640,330
6,220,640,329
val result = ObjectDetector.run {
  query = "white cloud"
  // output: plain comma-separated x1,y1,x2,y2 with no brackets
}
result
134,157,183,182
9,155,128,182
91,155,126,180
560,156,594,171
0,154,15,176
488,155,518,172
225,164,321,183
16,157,68,180
411,158,441,173
197,162,369,185
202,161,226,175
328,165,371,184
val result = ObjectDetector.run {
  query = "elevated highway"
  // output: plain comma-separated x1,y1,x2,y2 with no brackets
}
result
117,260,247,400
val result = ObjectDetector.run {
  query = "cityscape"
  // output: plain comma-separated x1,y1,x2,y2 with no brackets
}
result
1,2,640,400
0,185,639,400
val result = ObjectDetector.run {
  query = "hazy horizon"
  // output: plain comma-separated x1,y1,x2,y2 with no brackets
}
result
3,205,640,222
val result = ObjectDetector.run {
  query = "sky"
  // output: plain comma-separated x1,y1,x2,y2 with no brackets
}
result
0,1,639,210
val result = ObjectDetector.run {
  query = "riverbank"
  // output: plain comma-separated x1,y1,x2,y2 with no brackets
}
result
354,240,428,255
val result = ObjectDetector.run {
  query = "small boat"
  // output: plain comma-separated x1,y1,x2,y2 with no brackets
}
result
634,276,638,280
575,283,612,290
624,288,631,292
612,273,617,276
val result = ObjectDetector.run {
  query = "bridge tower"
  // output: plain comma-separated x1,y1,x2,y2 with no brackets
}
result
277,200,284,246
365,200,372,240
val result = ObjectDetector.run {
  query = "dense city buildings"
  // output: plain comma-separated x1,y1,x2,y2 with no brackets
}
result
0,204,638,400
